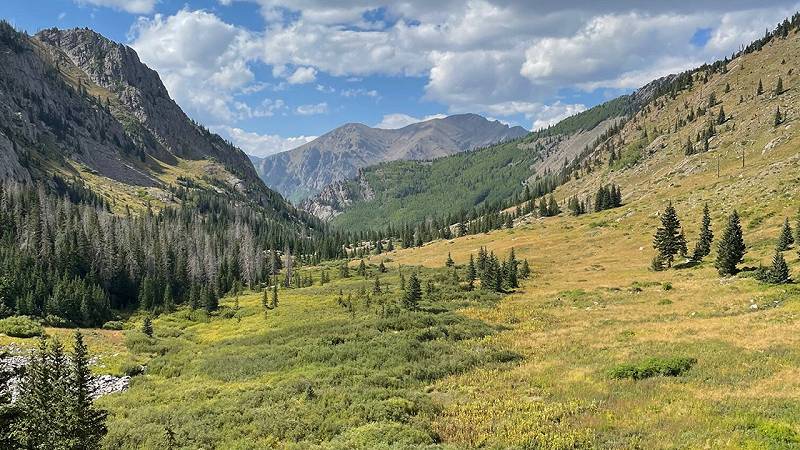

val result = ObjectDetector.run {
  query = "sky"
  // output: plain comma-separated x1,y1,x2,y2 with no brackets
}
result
2,1,799,157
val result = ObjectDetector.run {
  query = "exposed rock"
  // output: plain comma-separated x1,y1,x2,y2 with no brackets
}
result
0,346,132,401
253,114,528,202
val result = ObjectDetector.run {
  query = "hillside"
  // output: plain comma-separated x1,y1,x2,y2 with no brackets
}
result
301,92,647,229
252,114,527,202
0,24,296,217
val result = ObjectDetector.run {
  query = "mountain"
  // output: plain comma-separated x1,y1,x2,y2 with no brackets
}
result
0,24,297,218
251,114,527,202
302,16,796,233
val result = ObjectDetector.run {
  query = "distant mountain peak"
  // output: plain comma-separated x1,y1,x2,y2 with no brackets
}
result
252,114,528,202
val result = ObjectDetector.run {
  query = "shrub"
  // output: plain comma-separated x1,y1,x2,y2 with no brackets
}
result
43,314,75,328
120,361,146,377
609,357,696,380
102,321,124,330
0,316,43,338
662,282,673,291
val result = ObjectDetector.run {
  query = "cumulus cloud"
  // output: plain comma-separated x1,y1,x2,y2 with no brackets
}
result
214,126,316,157
125,2,799,147
286,66,317,84
295,102,329,115
374,113,446,129
75,0,157,14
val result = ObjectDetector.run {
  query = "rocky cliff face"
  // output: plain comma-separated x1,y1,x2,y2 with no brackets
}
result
253,114,527,202
0,23,287,211
299,170,375,221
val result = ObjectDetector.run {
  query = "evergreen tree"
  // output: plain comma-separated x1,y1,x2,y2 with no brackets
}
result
692,203,713,261
775,77,783,95
162,284,174,312
142,316,153,337
262,288,268,309
68,332,107,449
653,203,686,268
445,252,454,268
271,284,278,309
757,78,763,95
339,263,350,278
774,107,783,126
777,217,794,251
378,261,387,273
466,254,476,290
357,259,367,277
717,106,726,125
204,288,218,313
768,250,791,284
403,273,421,310
505,248,518,289
715,210,746,276
372,277,382,294
519,259,531,279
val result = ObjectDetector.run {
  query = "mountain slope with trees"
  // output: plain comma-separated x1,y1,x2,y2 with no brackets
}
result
252,114,527,202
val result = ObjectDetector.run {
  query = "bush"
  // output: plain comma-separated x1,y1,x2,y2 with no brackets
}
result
43,314,75,328
609,357,696,380
0,316,44,338
120,361,146,377
102,321,124,330
662,282,673,291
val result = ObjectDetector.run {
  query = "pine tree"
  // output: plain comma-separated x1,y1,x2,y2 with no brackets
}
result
768,250,790,284
142,316,153,337
506,248,518,288
715,210,746,276
204,288,218,312
68,331,107,449
372,277,382,294
757,79,763,95
775,77,783,95
162,284,174,312
271,284,278,309
466,254,476,290
445,252,454,268
774,106,782,126
519,259,531,279
717,106,726,125
777,217,794,251
653,203,686,268
357,259,366,277
692,203,713,261
403,273,421,310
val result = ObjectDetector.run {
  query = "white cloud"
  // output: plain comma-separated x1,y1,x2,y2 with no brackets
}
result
340,88,380,98
130,9,259,123
286,66,317,84
215,126,316,157
374,113,446,129
75,0,157,14
295,102,328,115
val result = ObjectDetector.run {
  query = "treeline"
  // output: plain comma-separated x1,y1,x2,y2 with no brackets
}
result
0,179,351,326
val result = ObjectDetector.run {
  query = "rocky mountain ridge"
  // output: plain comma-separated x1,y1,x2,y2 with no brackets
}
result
252,114,527,202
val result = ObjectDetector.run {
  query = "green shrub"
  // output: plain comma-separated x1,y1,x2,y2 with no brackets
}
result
102,320,124,330
43,314,74,328
0,316,43,338
662,282,673,291
120,361,146,377
610,357,696,380
657,299,673,305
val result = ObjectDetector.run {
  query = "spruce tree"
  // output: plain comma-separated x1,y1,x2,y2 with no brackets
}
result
357,259,366,277
506,248,518,288
715,210,746,276
519,259,531,279
379,261,387,273
466,254,476,290
757,79,763,95
271,284,278,309
774,107,782,126
403,273,421,310
142,316,153,337
769,250,792,284
692,203,713,261
445,252,454,268
717,106,726,125
372,277,382,294
68,332,107,449
768,250,791,284
775,77,783,95
653,203,686,268
262,288,268,309
777,217,794,251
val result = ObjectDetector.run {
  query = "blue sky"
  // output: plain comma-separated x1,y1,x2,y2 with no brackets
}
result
2,1,798,156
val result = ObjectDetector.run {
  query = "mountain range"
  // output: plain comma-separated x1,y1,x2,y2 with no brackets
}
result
250,114,527,202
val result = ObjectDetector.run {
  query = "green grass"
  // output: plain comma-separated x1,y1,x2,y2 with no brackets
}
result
609,357,697,380
97,264,517,449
